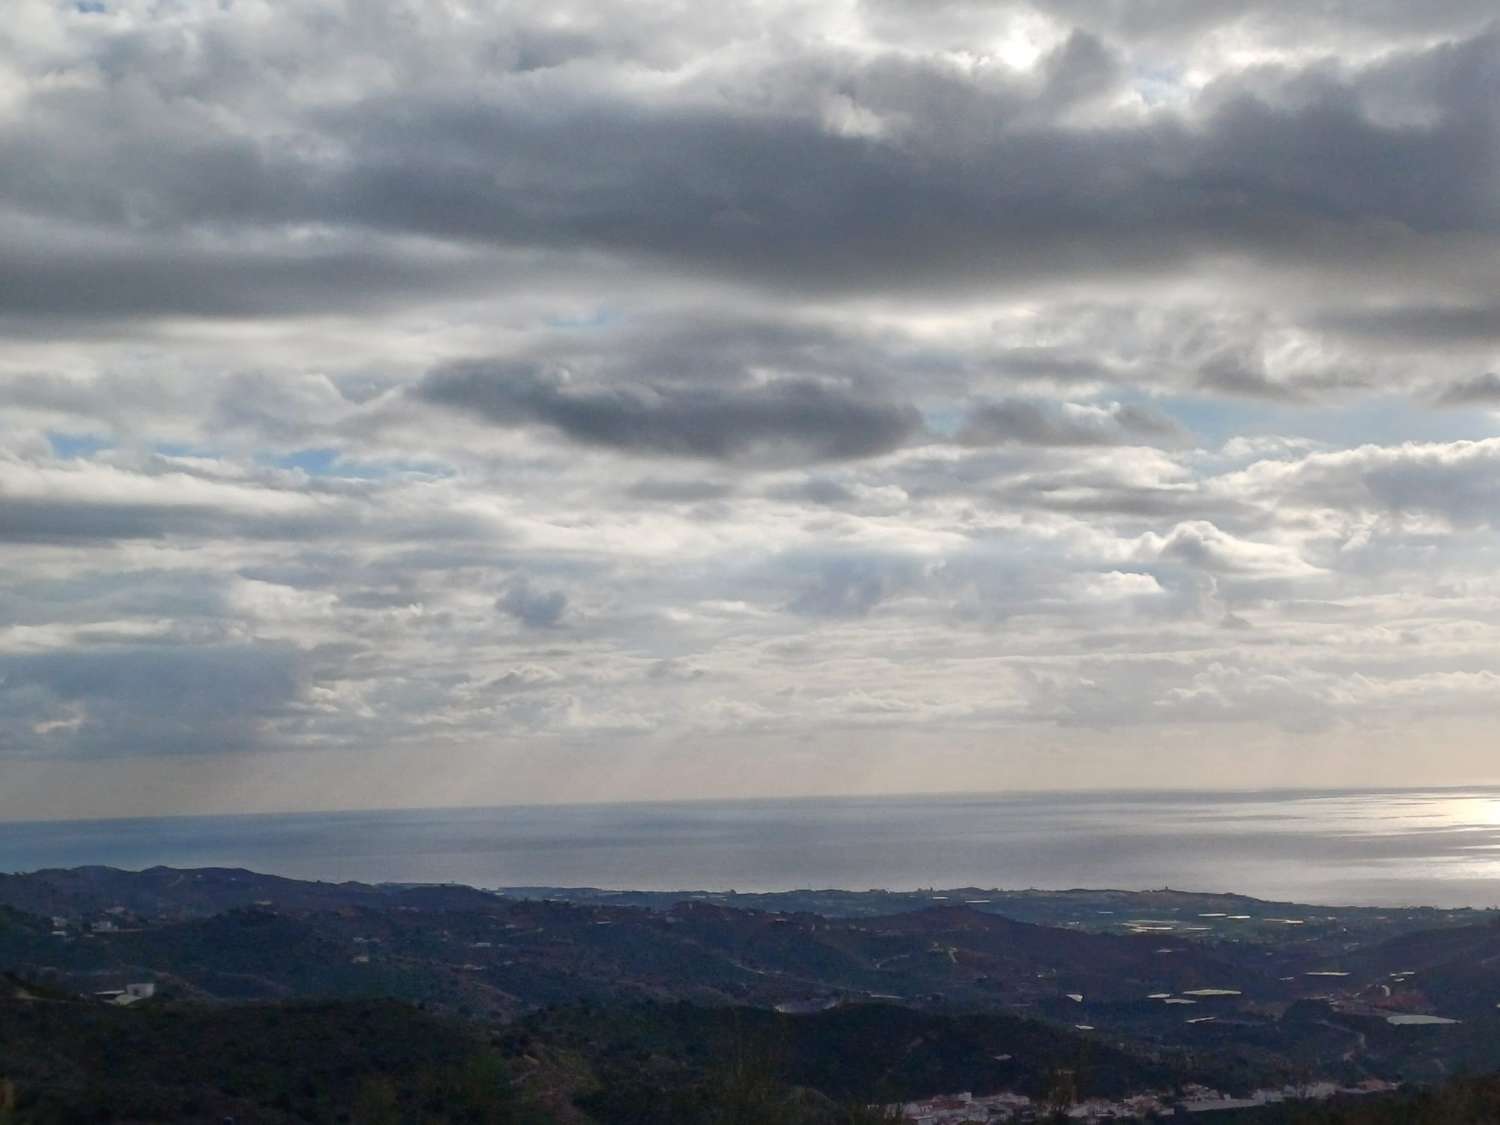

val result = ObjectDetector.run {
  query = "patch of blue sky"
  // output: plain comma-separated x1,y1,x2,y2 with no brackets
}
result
47,432,112,459
1162,393,1500,453
543,307,618,330
268,447,453,480
922,405,967,438
1131,65,1189,107
273,448,343,475
152,441,215,460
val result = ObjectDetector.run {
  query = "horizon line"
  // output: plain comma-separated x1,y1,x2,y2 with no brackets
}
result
5,778,1500,828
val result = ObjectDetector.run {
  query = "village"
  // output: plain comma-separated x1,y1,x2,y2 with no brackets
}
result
896,1078,1400,1122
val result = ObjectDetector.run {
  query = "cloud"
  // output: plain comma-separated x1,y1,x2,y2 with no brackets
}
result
628,477,737,502
866,0,1497,49
498,577,568,629
3,5,1498,330
1433,372,1500,405
0,643,303,758
418,361,922,464
316,48,1496,297
6,0,1500,811
1226,438,1500,528
785,554,913,618
1322,305,1500,347
957,399,1187,446
1134,520,1320,579
0,456,342,543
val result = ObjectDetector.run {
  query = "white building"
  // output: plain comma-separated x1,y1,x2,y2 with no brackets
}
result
114,982,157,1006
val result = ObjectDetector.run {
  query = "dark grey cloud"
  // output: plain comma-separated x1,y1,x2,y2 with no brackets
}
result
1194,353,1305,402
957,398,1187,446
418,361,922,464
0,643,302,757
3,18,1496,324
769,477,859,506
0,492,345,545
549,315,905,390
0,569,228,631
1320,305,1500,346
627,477,738,502
312,47,1499,295
498,578,569,629
1434,372,1500,405
0,236,496,326
0,496,212,544
778,551,926,617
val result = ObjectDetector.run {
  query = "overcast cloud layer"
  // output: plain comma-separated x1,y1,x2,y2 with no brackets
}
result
4,0,1500,819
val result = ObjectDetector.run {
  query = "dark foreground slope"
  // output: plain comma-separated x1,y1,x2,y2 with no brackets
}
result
13,978,1500,1125
1195,1075,1500,1124
522,998,1189,1115
10,867,1500,1120
0,981,539,1124
0,979,1183,1124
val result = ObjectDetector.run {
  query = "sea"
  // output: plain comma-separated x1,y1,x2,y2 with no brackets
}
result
4,787,1500,908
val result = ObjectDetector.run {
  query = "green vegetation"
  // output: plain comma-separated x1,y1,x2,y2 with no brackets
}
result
0,994,546,1124
0,987,1180,1124
11,867,1500,1123
519,999,1186,1110
1212,1075,1500,1123
3,969,1500,1124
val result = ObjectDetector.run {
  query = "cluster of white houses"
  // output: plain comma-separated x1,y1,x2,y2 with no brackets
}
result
92,982,156,1006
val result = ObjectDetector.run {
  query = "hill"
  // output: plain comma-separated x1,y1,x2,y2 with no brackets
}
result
0,984,540,1124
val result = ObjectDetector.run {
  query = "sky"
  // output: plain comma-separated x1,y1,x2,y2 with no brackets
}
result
4,0,1500,820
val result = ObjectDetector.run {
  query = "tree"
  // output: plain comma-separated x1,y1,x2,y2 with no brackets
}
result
351,1075,401,1125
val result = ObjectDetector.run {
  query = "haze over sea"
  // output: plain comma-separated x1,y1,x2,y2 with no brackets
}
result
6,788,1500,909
